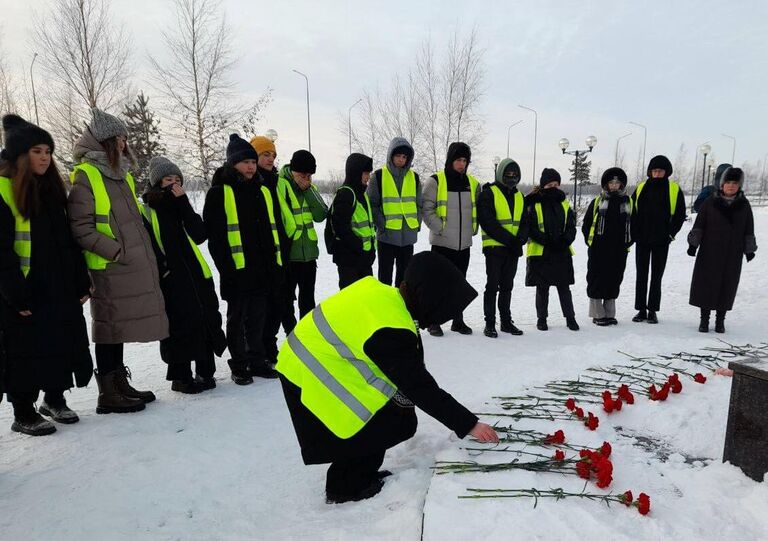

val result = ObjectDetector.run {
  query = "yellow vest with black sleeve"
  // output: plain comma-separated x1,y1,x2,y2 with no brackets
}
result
381,168,419,231
633,180,680,216
222,183,282,268
276,276,416,439
140,204,213,279
0,176,31,276
586,196,634,249
526,199,576,257
481,185,524,248
277,175,318,243
434,170,479,234
336,185,375,252
69,162,141,270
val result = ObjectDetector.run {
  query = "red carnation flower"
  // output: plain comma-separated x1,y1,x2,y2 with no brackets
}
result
668,373,683,394
635,492,651,515
694,373,707,384
595,459,613,488
617,384,635,404
600,441,612,458
576,460,591,479
545,429,566,445
620,490,633,506
648,384,659,401
656,381,671,401
553,449,565,461
579,449,591,459
585,412,599,431
565,398,577,411
613,398,623,411
602,391,615,413
575,407,585,418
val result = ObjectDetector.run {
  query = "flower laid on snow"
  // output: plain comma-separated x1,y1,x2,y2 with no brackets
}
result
545,429,566,445
648,382,671,401
636,492,651,515
600,441,612,458
668,373,683,394
553,449,566,461
577,447,613,488
619,490,633,506
585,412,599,431
565,397,577,411
602,390,624,413
617,384,635,404
574,406,585,418
694,373,707,384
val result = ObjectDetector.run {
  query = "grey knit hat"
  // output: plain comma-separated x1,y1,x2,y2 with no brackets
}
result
89,107,128,143
149,156,183,186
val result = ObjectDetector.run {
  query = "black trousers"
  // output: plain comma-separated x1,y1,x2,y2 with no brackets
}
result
165,343,216,381
483,251,519,325
8,389,66,420
286,260,318,320
377,243,414,287
535,285,575,319
326,451,386,497
337,265,373,290
634,243,669,312
226,294,268,373
431,246,471,323
95,343,124,374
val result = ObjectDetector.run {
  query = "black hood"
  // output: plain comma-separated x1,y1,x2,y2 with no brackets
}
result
344,153,373,192
713,163,732,188
601,167,628,188
402,251,478,328
647,155,673,179
444,142,472,170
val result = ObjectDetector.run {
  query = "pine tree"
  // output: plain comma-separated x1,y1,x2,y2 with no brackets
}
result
569,152,592,205
123,91,165,191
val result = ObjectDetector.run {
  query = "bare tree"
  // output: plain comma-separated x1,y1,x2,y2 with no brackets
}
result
673,143,690,191
150,0,270,188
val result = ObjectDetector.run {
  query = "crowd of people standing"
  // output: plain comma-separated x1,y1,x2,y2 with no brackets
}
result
0,110,759,440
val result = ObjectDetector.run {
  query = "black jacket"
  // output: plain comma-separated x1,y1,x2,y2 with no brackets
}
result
203,165,282,301
259,166,292,266
0,183,92,394
477,181,529,257
143,188,227,363
524,187,576,287
630,178,687,246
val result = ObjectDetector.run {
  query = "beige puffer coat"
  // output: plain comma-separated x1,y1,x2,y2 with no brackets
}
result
67,129,169,344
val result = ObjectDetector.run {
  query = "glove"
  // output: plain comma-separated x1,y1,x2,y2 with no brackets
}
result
687,245,697,257
746,252,755,262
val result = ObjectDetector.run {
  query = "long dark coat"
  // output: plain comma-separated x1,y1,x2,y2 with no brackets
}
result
525,187,576,287
0,184,93,394
143,188,226,364
581,192,632,299
688,192,757,311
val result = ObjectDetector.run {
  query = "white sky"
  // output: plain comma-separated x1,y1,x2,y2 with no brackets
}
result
1,0,767,183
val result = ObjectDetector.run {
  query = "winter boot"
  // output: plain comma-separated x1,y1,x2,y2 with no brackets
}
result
698,309,710,333
500,320,524,335
326,478,385,504
194,374,216,391
566,318,580,331
715,311,726,334
607,318,618,325
95,370,146,414
249,362,279,379
646,311,658,324
171,379,205,394
595,318,611,327
536,318,548,331
231,370,254,386
39,401,80,424
632,310,647,322
427,324,443,337
114,366,156,404
483,324,498,338
450,320,473,335
11,413,57,436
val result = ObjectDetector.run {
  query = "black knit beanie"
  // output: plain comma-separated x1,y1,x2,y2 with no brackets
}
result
289,150,317,174
540,168,561,187
1,114,55,162
601,167,628,188
226,134,258,166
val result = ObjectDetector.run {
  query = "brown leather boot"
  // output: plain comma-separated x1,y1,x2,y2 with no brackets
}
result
95,370,146,414
113,366,156,404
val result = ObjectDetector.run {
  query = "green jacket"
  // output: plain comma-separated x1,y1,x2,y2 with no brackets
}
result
278,164,328,262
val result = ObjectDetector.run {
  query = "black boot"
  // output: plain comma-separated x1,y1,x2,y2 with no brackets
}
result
483,324,498,338
231,370,254,386
500,320,524,335
450,320,473,335
632,310,647,322
536,318,548,331
698,309,710,333
94,370,146,414
646,311,658,324
715,311,726,333
171,379,205,394
427,324,443,337
39,401,80,424
566,317,580,331
194,374,216,390
114,366,156,403
249,362,279,379
11,413,57,436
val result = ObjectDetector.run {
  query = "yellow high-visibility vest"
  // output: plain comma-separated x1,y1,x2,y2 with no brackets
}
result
434,171,478,234
481,185,523,248
222,183,282,268
526,199,575,257
0,176,31,276
381,168,419,230
335,186,375,252
141,204,212,279
634,180,680,216
277,175,318,242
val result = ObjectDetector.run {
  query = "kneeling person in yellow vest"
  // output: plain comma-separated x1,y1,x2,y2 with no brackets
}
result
277,251,499,504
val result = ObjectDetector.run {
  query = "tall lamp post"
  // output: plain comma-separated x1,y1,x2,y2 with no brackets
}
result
292,69,311,152
689,141,710,210
722,133,736,164
518,105,538,183
347,98,362,155
706,157,714,184
30,52,39,125
700,143,712,191
506,120,523,158
614,132,632,166
559,135,597,207
629,121,647,171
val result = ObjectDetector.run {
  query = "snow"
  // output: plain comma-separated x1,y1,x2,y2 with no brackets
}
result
1,202,767,541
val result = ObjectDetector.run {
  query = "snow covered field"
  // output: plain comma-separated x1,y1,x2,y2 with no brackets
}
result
1,204,766,541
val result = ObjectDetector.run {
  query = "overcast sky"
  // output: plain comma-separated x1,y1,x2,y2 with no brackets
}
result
2,0,767,183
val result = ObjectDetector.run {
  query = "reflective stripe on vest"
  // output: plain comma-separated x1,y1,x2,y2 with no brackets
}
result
278,175,318,242
0,176,31,276
435,171,478,234
141,205,212,279
337,186,375,252
586,196,634,248
70,163,140,270
634,180,680,216
526,199,575,257
222,184,282,269
481,185,523,248
276,276,415,439
381,168,419,230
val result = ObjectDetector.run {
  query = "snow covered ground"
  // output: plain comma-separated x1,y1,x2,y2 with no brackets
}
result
1,202,766,541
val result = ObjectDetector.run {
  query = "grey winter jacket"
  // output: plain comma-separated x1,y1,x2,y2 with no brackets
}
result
68,128,169,344
422,173,478,251
367,137,422,247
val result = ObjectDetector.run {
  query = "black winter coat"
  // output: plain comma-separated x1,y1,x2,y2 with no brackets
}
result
524,188,576,287
203,166,283,301
280,328,478,464
0,184,92,394
630,178,687,246
259,166,292,266
143,188,226,364
581,192,632,299
688,192,757,311
477,181,530,257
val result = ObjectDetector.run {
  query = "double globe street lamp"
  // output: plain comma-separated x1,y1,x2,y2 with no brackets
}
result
559,135,597,207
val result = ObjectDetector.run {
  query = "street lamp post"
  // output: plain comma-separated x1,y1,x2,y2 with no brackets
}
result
700,143,711,191
506,120,523,158
559,135,597,208
30,53,39,125
722,133,736,164
518,105,538,183
629,121,647,172
707,157,714,184
292,69,311,152
689,141,710,210
347,98,362,155
614,132,632,166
